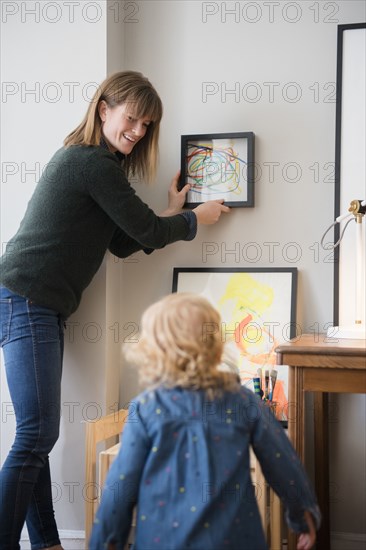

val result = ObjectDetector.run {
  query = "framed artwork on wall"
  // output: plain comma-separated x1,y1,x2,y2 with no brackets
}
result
179,132,255,207
172,267,298,420
333,23,366,328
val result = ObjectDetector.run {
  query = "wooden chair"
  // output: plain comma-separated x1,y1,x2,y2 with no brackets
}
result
84,408,129,544
85,410,283,549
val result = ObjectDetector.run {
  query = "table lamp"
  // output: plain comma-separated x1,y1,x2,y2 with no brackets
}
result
322,198,366,339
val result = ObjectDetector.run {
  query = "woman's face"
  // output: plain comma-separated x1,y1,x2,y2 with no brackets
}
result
98,101,151,155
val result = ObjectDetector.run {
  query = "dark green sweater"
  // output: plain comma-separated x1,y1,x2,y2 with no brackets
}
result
0,145,193,318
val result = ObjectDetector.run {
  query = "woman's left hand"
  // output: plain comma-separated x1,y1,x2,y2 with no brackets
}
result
160,171,190,216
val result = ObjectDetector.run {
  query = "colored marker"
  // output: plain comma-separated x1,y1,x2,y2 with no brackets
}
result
253,377,262,398
269,369,278,401
264,370,270,399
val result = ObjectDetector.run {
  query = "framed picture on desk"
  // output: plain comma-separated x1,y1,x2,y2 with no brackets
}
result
172,267,298,420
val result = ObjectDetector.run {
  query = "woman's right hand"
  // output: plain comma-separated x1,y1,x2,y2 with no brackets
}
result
193,199,230,225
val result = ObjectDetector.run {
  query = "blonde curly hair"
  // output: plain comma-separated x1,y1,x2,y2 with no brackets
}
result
124,293,241,399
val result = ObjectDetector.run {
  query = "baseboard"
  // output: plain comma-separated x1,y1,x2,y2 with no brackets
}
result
20,529,85,549
19,529,366,550
60,530,86,549
331,531,366,550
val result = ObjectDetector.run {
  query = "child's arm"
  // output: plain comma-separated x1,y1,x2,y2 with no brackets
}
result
246,391,321,543
89,401,150,550
297,511,316,550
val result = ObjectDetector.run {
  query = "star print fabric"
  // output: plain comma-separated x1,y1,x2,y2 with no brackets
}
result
89,386,320,550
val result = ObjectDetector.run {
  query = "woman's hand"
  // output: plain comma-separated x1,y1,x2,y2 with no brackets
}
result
159,171,231,224
193,199,231,225
297,511,316,550
160,171,190,217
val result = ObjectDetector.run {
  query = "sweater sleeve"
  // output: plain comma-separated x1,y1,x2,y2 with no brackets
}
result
108,227,148,257
86,150,193,249
108,212,197,258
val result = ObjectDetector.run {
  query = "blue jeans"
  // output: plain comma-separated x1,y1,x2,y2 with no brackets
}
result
0,286,64,549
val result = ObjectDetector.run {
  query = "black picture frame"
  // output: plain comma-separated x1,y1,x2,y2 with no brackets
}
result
179,132,255,208
333,23,366,326
172,267,297,337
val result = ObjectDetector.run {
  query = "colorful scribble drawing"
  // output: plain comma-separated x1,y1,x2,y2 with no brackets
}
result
186,140,247,198
217,273,288,420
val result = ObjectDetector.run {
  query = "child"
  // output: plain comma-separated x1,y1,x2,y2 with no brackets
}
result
89,293,320,550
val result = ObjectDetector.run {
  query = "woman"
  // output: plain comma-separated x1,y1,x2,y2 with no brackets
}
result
0,71,230,550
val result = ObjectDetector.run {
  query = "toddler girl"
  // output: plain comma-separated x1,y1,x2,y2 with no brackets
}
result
90,292,320,549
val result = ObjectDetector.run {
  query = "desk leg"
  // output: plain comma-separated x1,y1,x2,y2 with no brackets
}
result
314,392,330,550
288,366,305,460
287,366,305,550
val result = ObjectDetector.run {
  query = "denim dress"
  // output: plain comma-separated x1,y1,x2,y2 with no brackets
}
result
89,386,320,550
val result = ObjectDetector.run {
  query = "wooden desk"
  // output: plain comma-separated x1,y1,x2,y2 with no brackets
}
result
275,334,366,550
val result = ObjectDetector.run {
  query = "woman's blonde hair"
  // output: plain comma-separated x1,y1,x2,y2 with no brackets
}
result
64,71,163,183
124,293,241,399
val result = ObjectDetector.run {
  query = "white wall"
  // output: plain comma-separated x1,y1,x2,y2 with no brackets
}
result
119,0,366,539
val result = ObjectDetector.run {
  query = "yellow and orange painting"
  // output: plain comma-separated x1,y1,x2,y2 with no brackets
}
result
173,269,297,421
